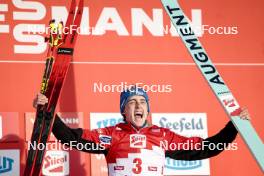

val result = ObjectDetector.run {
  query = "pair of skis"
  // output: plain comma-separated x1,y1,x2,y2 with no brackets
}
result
24,0,83,175
160,0,264,172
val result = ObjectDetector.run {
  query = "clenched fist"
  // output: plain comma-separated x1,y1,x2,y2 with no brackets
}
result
33,93,48,108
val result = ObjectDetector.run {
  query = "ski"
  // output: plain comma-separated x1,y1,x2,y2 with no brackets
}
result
32,0,83,174
23,18,62,176
24,0,83,175
160,0,264,171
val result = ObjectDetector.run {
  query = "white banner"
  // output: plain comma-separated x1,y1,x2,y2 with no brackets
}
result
152,113,210,175
0,150,20,176
42,150,70,176
90,113,123,130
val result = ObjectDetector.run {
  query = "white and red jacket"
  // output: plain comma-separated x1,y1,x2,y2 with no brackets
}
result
52,115,237,176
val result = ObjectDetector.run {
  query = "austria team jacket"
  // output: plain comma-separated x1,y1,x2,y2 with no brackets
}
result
52,115,237,176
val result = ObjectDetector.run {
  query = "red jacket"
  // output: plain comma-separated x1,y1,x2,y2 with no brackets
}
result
52,115,237,176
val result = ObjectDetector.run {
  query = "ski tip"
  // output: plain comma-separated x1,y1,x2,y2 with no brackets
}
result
70,0,76,11
77,0,84,14
49,19,55,25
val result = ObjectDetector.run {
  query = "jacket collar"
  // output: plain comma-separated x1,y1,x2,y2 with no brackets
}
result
117,120,148,132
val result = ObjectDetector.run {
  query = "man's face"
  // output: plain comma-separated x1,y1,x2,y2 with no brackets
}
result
123,95,149,127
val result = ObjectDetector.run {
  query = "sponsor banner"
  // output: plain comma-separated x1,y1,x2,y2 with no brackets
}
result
90,113,123,130
0,149,20,176
25,112,84,142
1,1,262,62
152,113,210,175
0,112,20,142
90,113,123,176
42,150,69,176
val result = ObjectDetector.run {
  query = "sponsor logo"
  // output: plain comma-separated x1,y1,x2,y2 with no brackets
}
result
223,98,236,107
42,150,69,176
0,150,20,175
148,166,157,171
152,113,209,175
99,135,112,144
219,94,240,116
61,118,79,125
0,156,14,174
114,166,124,170
165,158,202,170
1,0,204,54
217,91,230,95
230,108,242,116
96,117,123,128
165,6,225,86
130,134,146,148
159,117,204,133
25,112,83,141
57,48,73,55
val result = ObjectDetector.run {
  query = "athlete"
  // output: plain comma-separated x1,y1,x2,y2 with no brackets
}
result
34,86,250,176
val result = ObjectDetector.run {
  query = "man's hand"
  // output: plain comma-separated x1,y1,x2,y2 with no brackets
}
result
239,107,250,120
33,93,48,109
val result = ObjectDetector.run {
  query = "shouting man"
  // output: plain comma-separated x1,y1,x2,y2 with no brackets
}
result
34,86,250,176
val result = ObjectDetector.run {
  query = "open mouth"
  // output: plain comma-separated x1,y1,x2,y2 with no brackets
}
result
134,112,143,119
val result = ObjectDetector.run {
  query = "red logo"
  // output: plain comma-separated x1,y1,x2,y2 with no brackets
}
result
223,99,236,107
114,166,124,170
148,166,157,171
42,150,69,175
130,134,146,148
230,108,242,116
